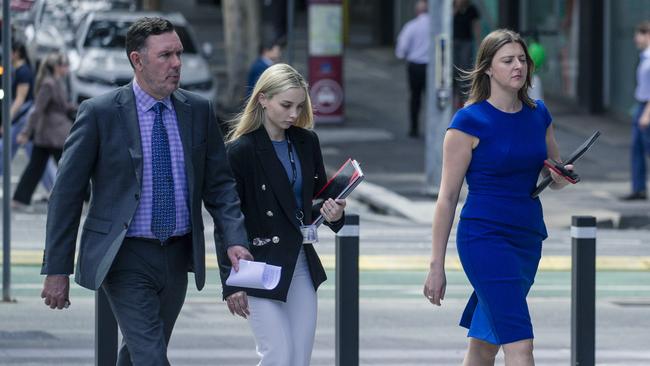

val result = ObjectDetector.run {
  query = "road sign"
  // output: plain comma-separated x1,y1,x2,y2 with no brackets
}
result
308,0,344,124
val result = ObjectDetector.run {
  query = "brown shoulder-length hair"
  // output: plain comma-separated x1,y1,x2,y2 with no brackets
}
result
462,29,536,108
34,52,68,94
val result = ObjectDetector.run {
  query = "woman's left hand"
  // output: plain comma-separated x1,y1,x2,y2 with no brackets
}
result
549,163,574,188
320,198,346,222
16,133,29,145
640,112,650,128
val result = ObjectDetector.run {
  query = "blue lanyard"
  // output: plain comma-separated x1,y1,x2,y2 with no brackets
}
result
285,131,297,187
285,131,304,225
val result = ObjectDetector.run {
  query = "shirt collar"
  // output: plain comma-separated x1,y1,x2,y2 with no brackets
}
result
642,47,650,59
132,78,173,112
261,56,274,66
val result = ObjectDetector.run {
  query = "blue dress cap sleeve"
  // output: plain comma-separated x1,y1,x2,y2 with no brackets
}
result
448,107,483,139
535,99,552,128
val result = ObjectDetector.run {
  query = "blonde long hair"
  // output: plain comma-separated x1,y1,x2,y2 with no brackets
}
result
462,29,536,108
227,63,313,142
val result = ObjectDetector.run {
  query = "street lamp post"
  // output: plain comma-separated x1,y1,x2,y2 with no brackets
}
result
2,0,13,302
424,0,453,196
286,0,295,65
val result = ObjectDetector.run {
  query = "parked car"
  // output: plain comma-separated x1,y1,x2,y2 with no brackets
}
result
23,0,75,68
69,11,217,104
69,0,136,29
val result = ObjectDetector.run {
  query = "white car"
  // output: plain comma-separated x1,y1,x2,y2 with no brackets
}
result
23,0,74,68
70,11,217,104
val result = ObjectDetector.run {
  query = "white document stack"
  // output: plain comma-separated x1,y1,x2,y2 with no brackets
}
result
226,260,282,290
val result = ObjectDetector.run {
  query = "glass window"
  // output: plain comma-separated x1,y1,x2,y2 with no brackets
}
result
83,20,197,54
607,0,650,117
522,0,579,101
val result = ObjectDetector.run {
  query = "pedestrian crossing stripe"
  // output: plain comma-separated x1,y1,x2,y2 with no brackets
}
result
3,250,650,271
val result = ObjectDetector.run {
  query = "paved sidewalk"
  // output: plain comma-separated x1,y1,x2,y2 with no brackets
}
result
313,45,647,231
171,1,649,231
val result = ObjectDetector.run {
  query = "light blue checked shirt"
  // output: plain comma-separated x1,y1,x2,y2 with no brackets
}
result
126,80,191,239
635,47,650,102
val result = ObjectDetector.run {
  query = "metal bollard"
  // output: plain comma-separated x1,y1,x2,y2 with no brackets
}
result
95,287,118,365
335,214,359,366
570,216,596,366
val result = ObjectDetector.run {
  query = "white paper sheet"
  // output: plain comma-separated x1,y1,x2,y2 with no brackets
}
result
225,260,282,290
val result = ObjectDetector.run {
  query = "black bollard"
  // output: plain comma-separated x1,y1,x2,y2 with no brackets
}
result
95,287,118,366
336,214,359,366
571,216,596,366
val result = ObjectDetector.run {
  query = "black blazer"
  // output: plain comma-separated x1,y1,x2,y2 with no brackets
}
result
220,126,344,301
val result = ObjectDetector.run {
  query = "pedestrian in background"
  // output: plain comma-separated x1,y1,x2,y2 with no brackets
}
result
40,17,252,365
224,63,346,366
0,40,57,200
423,29,573,365
453,0,481,109
12,52,75,209
246,39,282,98
0,40,34,173
395,0,429,138
7,41,34,130
621,20,650,201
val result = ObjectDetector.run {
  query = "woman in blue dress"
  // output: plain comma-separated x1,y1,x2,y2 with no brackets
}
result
423,29,574,365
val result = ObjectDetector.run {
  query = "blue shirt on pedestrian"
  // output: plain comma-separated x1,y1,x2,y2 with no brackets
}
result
635,47,650,102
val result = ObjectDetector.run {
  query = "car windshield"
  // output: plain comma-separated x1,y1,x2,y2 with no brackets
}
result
83,20,197,53
41,0,72,31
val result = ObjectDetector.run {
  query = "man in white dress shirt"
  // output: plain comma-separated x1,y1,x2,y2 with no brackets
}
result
395,0,430,138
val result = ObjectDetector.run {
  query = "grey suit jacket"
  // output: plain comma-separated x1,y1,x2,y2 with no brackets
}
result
41,83,248,291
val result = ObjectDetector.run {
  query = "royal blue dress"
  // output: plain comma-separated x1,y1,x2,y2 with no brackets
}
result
449,99,552,345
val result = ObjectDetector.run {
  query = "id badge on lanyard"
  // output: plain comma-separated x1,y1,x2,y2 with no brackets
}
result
296,210,318,244
287,133,318,244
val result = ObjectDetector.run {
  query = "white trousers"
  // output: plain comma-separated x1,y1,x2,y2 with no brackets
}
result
247,248,317,366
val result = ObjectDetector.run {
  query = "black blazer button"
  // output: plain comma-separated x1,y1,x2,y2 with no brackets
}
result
123,223,128,229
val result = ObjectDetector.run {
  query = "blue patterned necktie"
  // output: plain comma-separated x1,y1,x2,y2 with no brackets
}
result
151,102,176,241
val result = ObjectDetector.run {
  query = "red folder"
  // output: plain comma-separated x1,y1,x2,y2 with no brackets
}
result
312,158,364,226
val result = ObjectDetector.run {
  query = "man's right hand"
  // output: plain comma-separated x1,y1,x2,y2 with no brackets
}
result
41,275,71,310
226,291,250,319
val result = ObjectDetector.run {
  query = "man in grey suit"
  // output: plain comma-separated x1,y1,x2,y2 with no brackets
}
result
40,17,252,365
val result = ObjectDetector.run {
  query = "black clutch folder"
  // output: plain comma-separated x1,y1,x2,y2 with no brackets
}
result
531,130,601,198
312,158,364,226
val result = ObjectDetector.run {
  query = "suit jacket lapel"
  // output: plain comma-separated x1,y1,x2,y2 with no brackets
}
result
171,90,194,200
116,84,143,189
253,127,301,230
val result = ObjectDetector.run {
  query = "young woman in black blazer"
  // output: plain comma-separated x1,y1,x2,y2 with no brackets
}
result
220,63,346,365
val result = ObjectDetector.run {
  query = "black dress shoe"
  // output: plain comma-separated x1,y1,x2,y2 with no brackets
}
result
620,191,647,201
